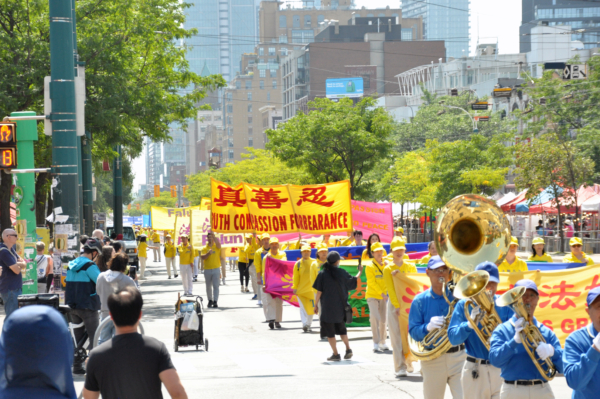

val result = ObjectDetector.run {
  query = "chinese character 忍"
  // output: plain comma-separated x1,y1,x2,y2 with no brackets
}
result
296,186,334,207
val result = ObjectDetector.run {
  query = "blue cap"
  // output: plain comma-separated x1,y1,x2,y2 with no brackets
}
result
475,261,500,284
515,279,538,294
427,255,446,270
587,286,600,307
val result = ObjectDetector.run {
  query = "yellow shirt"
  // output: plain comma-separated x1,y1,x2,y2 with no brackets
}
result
152,232,160,243
385,253,411,262
178,243,194,265
338,237,353,247
164,242,176,258
419,254,432,264
563,252,594,266
138,242,147,258
292,258,318,298
527,253,553,262
384,262,418,309
238,246,249,263
254,248,269,278
201,244,221,269
265,251,287,261
498,257,528,273
361,248,388,261
365,259,387,300
287,241,302,250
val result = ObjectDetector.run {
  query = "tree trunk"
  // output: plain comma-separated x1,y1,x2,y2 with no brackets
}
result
0,170,13,232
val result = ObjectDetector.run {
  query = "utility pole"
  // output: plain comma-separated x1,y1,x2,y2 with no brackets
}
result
113,145,123,235
50,0,80,256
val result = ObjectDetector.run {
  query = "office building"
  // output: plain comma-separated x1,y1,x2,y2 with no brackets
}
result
402,0,470,59
520,0,600,53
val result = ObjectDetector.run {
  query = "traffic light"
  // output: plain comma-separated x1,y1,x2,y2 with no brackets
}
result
183,185,188,197
154,185,160,197
127,204,131,210
170,185,176,197
136,203,140,210
0,123,17,169
450,88,458,96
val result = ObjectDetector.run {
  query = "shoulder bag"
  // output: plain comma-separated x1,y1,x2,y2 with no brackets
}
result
332,269,353,324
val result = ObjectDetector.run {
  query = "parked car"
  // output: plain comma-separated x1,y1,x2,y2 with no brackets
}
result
106,226,139,266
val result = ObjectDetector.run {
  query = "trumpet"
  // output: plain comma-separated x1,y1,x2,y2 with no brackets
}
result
453,270,503,350
497,286,557,381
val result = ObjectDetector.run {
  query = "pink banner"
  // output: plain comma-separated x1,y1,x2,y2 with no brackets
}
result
350,200,394,243
263,257,299,307
408,251,429,260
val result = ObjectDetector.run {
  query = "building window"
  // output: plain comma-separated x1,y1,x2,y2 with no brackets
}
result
279,15,287,28
259,58,264,63
228,127,233,135
268,47,276,56
245,80,251,89
293,15,300,28
248,116,253,123
235,81,241,89
227,116,232,124
228,138,233,148
259,47,264,56
248,127,253,135
292,29,314,44
227,92,232,101
304,15,311,27
200,126,206,132
227,104,233,113
272,80,277,89
259,69,266,77
248,104,252,112
260,80,264,89
281,47,288,56
279,35,288,43
249,137,253,147
247,93,252,101
401,28,413,41
229,150,234,159
318,15,324,25
267,92,271,101
270,69,277,78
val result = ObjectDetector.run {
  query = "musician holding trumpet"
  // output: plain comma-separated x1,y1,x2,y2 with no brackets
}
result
448,262,513,399
489,279,564,399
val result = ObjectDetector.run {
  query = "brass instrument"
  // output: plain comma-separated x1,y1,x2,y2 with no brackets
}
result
409,194,511,361
454,270,503,350
497,286,557,381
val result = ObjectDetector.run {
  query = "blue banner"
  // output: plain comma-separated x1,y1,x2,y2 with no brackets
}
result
142,214,151,227
133,216,143,225
285,242,428,262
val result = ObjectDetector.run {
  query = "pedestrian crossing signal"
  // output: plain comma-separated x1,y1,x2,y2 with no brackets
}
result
0,123,17,169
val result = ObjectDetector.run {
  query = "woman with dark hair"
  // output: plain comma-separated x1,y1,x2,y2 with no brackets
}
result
313,251,363,361
528,237,553,262
95,245,115,272
361,233,387,261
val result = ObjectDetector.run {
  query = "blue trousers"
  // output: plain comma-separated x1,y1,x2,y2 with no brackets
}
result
1,288,22,321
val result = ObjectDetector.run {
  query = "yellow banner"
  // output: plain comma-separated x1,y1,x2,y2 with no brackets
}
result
394,267,600,350
200,197,211,210
190,209,245,248
210,178,253,233
243,182,296,234
151,205,201,231
173,215,191,246
288,181,352,234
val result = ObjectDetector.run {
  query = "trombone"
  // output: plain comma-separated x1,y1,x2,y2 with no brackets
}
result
496,286,557,381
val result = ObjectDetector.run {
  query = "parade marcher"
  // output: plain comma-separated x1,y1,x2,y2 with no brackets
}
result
151,230,162,262
262,237,287,329
137,235,158,280
245,234,260,299
528,237,553,262
361,233,387,261
448,262,513,399
164,234,178,279
238,234,253,293
321,234,334,248
383,237,417,377
394,226,404,239
338,231,353,247
408,255,466,399
292,245,319,332
254,233,271,307
365,242,389,352
563,237,594,266
200,232,221,307
498,237,528,272
563,286,600,399
418,241,438,265
313,251,362,361
349,230,365,246
489,279,564,399
0,229,26,320
177,235,195,296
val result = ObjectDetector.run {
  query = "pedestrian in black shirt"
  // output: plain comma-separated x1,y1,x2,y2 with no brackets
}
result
313,251,362,362
83,287,187,399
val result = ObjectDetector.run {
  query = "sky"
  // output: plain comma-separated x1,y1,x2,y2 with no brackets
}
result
130,0,522,194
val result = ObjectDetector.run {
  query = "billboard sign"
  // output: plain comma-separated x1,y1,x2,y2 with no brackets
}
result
326,77,364,99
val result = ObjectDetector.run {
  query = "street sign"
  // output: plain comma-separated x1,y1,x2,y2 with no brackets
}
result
471,102,489,110
493,88,512,98
474,116,490,122
563,64,587,80
0,123,17,169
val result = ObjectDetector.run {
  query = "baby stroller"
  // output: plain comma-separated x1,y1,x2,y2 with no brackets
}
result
174,293,208,352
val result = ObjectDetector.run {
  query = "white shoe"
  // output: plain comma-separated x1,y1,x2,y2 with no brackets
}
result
373,343,381,352
222,279,226,285
406,362,414,373
241,286,244,292
257,300,262,306
395,369,408,378
379,343,389,351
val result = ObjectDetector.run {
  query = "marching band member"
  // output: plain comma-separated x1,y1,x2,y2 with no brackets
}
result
528,237,553,262
448,262,513,399
563,237,594,266
408,256,466,398
418,241,438,265
262,237,287,330
489,279,564,399
563,286,600,399
292,245,319,333
365,242,389,352
254,233,271,308
362,233,387,261
497,237,528,272
383,237,417,377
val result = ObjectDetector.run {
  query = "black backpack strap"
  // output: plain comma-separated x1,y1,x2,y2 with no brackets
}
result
79,261,95,271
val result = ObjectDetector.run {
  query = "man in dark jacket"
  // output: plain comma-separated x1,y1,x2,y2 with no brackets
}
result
65,238,102,374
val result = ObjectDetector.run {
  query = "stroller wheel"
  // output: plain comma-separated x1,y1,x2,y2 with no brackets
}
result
205,338,209,352
174,339,179,352
196,345,199,350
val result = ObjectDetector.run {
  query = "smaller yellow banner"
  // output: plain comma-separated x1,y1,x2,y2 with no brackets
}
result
210,178,253,234
151,205,201,231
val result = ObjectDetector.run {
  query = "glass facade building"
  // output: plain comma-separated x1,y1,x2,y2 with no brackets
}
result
402,0,470,59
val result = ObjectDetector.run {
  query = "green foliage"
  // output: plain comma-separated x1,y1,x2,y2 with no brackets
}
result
266,97,395,199
92,157,135,212
186,148,311,205
129,191,176,216
384,151,437,209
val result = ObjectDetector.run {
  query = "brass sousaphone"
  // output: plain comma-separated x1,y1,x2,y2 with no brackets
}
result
409,194,511,361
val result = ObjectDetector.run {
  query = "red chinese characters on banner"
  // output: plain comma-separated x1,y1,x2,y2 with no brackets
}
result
251,188,289,209
401,285,430,313
538,280,581,311
295,186,334,207
585,275,600,290
214,185,246,208
350,278,367,300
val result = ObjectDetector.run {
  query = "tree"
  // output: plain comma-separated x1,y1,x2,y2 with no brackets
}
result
266,97,395,199
186,148,311,205
92,158,135,212
129,191,177,216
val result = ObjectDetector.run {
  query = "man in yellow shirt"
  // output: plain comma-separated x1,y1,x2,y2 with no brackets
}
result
177,234,194,295
498,236,528,272
200,232,222,308
263,237,287,329
366,242,389,352
563,237,594,265
384,237,417,377
151,230,161,262
164,234,178,279
254,233,271,308
293,245,319,333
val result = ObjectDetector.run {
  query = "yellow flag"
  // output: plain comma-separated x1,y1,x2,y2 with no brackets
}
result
210,178,253,233
151,205,201,231
243,182,296,235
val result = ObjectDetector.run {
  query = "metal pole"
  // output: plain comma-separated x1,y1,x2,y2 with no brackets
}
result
113,145,123,235
50,0,80,254
82,131,93,235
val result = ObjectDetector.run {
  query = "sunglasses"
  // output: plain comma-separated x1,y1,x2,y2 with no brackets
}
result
7,234,17,237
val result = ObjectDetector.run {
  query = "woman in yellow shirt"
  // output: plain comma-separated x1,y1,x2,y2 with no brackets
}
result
164,234,178,279
498,236,528,272
292,245,319,333
528,237,553,262
362,233,387,261
383,237,417,377
365,242,389,352
316,243,328,268
563,237,594,265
